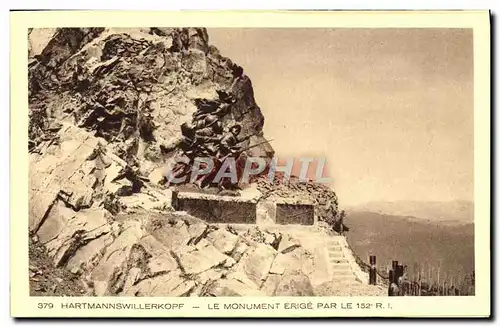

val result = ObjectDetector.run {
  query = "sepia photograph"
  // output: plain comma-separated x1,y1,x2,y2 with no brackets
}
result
27,26,475,298
11,10,490,318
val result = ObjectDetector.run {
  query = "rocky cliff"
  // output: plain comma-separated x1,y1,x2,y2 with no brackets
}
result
28,28,359,297
29,28,273,168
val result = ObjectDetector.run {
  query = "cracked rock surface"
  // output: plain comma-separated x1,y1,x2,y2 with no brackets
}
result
27,28,380,297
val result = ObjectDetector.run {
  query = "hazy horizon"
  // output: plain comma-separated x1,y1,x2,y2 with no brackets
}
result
208,28,474,206
346,198,474,207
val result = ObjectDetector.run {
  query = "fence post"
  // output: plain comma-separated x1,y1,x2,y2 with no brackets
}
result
437,266,441,295
418,267,422,296
396,264,404,295
389,261,405,296
392,260,398,272
388,270,394,296
369,255,377,285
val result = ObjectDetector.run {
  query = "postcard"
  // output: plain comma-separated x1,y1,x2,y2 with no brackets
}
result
11,10,490,318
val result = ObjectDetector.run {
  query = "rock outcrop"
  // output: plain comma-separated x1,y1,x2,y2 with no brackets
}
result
29,27,273,168
31,200,342,296
27,27,359,297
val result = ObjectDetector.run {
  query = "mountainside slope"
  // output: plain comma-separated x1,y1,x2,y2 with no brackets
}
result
345,211,474,280
348,200,474,224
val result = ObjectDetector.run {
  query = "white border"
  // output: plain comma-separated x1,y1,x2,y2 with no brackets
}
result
3,1,498,325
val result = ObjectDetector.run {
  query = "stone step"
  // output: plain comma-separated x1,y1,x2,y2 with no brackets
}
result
329,275,358,282
328,281,365,288
328,253,345,259
327,244,342,248
329,258,349,264
331,269,356,276
328,251,345,256
328,278,363,283
330,265,352,271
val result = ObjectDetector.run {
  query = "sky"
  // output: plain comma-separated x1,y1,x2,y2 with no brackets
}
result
208,28,474,206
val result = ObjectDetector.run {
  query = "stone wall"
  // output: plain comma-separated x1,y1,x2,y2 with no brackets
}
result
173,192,257,224
275,203,315,225
172,192,318,225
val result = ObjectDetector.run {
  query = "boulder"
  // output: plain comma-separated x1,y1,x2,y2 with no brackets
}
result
197,269,225,285
225,271,260,290
123,270,195,297
107,178,134,196
269,245,315,277
232,243,276,286
65,233,114,273
29,125,100,232
230,240,249,262
90,221,144,295
264,232,280,248
194,238,211,250
107,243,155,295
203,277,266,297
59,160,97,210
223,257,236,268
182,49,207,81
121,267,143,293
272,270,315,296
206,229,239,255
147,253,178,276
28,28,58,57
47,121,63,132
187,222,208,245
172,243,229,275
36,201,75,244
137,235,178,275
144,188,173,208
44,208,112,267
148,166,165,185
260,274,281,295
269,256,286,275
29,185,59,234
278,234,301,254
149,220,190,249
136,234,168,255
101,154,126,184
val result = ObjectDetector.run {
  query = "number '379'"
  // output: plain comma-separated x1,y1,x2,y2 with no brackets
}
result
37,303,54,309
